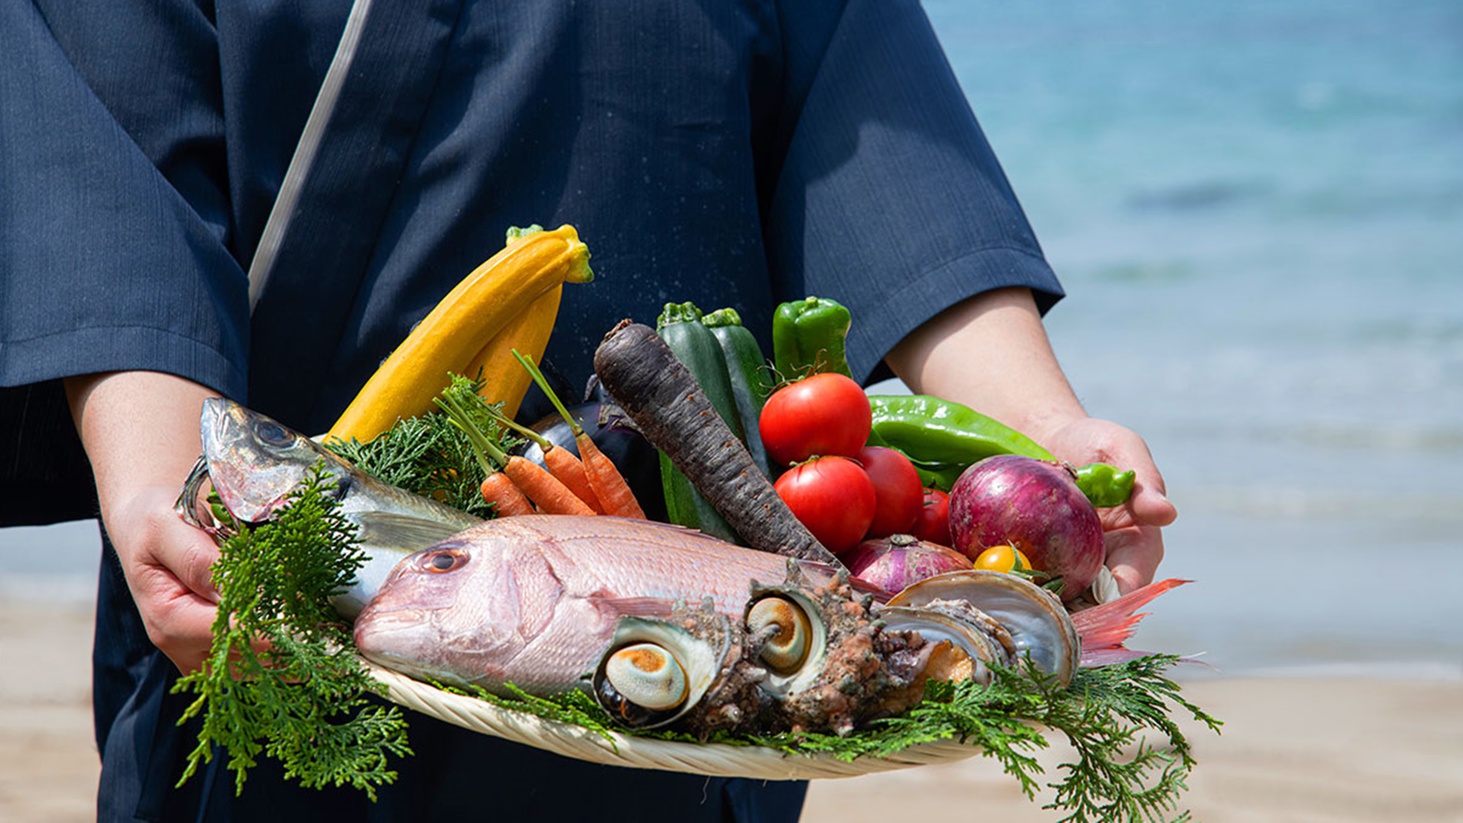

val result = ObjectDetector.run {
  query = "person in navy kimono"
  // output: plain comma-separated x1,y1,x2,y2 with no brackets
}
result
1,1,1176,820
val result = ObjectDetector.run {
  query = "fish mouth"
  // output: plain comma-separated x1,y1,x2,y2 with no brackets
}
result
353,608,456,681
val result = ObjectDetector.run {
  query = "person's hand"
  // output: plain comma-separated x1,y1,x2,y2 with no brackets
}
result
67,371,221,674
1035,416,1178,594
104,483,221,673
886,288,1179,595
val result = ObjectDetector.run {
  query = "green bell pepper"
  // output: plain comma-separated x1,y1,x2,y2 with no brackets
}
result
771,296,852,378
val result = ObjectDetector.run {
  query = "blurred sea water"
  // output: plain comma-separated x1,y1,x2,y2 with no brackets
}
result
921,0,1463,677
2,0,1460,679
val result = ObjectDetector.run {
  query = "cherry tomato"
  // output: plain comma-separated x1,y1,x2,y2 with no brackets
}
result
909,488,952,547
856,446,924,538
972,544,1032,574
773,456,876,555
759,373,872,466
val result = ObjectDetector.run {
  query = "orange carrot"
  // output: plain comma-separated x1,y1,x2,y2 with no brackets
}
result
481,471,535,517
512,350,646,519
540,445,604,513
502,455,596,515
574,429,646,519
434,377,541,518
485,406,604,513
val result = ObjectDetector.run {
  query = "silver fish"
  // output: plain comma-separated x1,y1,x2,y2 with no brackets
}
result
176,397,481,617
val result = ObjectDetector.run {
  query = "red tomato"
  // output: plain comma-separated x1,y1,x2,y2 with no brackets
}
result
856,446,924,538
773,456,876,555
910,488,952,547
759,373,872,466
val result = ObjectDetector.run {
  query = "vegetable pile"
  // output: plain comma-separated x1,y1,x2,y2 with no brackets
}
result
174,230,1218,821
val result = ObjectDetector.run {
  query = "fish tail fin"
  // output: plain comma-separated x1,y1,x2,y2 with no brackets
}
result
1071,578,1191,668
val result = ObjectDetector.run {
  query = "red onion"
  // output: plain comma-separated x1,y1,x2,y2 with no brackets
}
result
844,534,972,596
948,455,1104,601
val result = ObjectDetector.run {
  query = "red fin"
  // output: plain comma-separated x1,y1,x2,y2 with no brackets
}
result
1071,578,1190,665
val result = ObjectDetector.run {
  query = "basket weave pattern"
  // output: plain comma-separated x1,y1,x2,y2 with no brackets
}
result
365,661,984,780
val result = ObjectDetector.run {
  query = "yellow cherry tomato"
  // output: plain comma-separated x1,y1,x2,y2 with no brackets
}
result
972,544,1031,574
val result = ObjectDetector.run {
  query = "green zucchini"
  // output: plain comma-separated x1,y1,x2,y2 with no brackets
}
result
702,307,774,480
655,302,741,543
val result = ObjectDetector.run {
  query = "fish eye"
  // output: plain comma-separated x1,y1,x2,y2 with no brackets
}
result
419,549,468,574
254,420,293,447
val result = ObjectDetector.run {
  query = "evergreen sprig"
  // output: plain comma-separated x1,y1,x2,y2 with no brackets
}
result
324,375,519,519
453,656,1219,823
171,464,412,799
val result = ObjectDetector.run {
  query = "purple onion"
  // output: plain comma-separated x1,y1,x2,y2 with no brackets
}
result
844,534,973,596
948,455,1104,601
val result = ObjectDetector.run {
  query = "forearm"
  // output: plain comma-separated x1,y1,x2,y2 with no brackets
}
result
64,371,214,522
65,371,222,671
885,287,1085,443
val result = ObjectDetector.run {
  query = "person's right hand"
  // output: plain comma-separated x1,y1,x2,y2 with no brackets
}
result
104,483,221,673
67,371,222,674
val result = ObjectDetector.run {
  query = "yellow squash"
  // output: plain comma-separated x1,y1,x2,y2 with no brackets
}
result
327,225,591,444
465,283,563,420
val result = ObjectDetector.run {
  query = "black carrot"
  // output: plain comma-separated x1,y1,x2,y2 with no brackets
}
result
593,320,845,569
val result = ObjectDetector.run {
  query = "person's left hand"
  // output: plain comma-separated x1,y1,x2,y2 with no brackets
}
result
1036,417,1178,594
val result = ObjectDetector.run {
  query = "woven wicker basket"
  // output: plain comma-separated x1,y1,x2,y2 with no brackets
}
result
365,661,985,780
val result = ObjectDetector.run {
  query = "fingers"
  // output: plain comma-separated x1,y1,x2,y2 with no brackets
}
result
109,486,222,674
1062,418,1178,530
165,527,223,605
1102,524,1165,594
1097,455,1172,596
134,576,219,674
1129,482,1176,529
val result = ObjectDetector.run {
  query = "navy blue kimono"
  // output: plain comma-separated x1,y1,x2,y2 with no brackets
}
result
0,1,1063,820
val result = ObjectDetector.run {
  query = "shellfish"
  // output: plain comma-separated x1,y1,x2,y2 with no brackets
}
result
885,570,1082,687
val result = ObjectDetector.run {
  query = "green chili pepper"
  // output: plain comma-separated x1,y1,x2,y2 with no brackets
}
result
910,463,964,491
771,296,852,378
867,395,1055,490
1072,462,1136,507
869,394,1137,506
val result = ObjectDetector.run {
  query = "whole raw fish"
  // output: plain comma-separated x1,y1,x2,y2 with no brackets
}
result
176,397,481,616
353,514,820,695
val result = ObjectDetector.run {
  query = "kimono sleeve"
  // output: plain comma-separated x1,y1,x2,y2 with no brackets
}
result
763,0,1064,384
0,0,250,524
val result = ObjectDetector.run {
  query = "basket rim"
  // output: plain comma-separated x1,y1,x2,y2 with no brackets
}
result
364,661,984,781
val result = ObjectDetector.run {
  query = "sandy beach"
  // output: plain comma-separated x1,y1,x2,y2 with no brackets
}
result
3,596,1459,823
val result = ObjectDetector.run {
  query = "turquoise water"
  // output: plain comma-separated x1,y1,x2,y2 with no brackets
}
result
925,0,1463,675
3,0,1460,677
